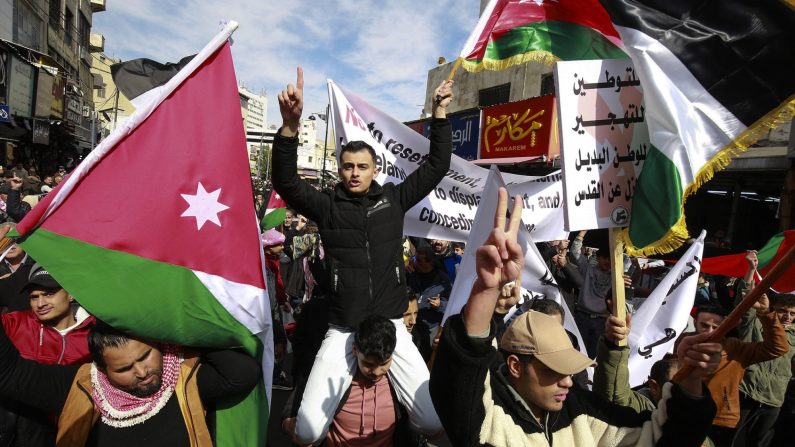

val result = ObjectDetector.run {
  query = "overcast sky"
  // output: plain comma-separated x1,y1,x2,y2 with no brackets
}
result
93,0,477,127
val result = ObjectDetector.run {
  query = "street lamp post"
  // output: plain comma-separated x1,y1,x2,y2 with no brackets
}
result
310,104,331,188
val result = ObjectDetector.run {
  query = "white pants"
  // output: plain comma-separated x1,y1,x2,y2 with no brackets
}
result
294,318,442,444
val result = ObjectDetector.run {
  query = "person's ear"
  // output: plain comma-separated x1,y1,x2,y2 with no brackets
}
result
506,354,522,379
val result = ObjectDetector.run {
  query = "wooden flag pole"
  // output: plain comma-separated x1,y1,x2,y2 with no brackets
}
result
446,58,463,81
434,58,463,104
609,227,627,347
673,243,795,381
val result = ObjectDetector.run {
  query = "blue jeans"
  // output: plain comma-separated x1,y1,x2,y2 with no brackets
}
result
575,309,606,358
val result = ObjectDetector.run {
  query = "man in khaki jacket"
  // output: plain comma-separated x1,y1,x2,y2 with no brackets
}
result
0,320,259,446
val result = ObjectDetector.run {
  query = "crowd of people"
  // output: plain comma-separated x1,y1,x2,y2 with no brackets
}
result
0,68,791,447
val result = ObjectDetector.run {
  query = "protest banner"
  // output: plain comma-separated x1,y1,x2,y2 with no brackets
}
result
554,58,649,231
328,80,569,243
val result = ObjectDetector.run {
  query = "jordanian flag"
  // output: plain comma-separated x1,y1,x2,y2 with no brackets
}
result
16,22,271,446
260,190,287,230
599,0,795,255
459,0,626,72
698,230,795,293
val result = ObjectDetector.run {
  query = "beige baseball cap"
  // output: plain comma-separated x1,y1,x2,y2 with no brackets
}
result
500,310,595,375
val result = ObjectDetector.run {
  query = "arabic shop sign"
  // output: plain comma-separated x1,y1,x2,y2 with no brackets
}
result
479,95,557,160
554,58,650,231
449,109,480,161
403,108,480,161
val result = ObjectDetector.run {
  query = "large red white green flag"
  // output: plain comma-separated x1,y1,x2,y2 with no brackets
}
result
459,0,626,72
599,0,795,255
16,22,271,446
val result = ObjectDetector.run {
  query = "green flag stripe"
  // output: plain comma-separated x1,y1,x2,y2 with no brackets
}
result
467,20,627,65
626,144,684,250
20,228,269,446
757,232,785,269
261,208,286,230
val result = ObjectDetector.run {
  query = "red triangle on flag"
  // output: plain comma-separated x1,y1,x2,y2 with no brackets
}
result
266,190,287,210
18,43,263,289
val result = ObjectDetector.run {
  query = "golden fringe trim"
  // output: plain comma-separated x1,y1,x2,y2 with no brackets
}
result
622,95,795,257
784,0,795,11
461,51,560,73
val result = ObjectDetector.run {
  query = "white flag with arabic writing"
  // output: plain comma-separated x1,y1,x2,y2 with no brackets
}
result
627,231,706,387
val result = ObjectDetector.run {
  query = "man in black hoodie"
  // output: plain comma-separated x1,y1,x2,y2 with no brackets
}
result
272,67,452,444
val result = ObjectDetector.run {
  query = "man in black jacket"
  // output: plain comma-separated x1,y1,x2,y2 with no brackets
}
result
272,67,452,444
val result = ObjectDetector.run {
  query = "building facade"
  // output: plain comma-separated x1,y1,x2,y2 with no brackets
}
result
0,0,105,174
91,51,133,137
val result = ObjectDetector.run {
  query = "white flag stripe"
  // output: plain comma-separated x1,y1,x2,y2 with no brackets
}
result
458,0,499,58
614,26,744,186
627,231,706,387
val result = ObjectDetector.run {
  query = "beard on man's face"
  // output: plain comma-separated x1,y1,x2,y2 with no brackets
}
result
121,369,163,398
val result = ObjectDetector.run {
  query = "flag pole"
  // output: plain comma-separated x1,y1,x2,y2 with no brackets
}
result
673,243,795,381
446,58,463,81
434,58,463,104
609,227,627,347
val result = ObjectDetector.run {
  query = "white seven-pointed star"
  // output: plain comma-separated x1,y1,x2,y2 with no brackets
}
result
180,182,230,230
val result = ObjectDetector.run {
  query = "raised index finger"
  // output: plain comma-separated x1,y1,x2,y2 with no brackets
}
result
296,66,304,90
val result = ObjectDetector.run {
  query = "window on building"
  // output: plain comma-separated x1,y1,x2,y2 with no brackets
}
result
478,83,510,108
308,156,313,163
97,86,106,98
64,7,73,45
540,73,555,96
49,0,60,29
80,14,89,50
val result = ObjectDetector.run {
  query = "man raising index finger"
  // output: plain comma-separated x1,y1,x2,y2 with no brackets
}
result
273,68,453,444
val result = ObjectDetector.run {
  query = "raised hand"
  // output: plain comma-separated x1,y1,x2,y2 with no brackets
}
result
465,187,525,335
674,332,722,395
743,250,759,284
432,80,454,118
604,314,631,344
475,187,523,290
278,66,304,136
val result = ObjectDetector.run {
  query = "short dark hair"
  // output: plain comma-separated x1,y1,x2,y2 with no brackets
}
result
406,288,418,304
354,315,396,363
649,354,678,384
694,304,728,320
88,321,133,369
340,141,377,165
771,293,795,309
529,298,565,319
